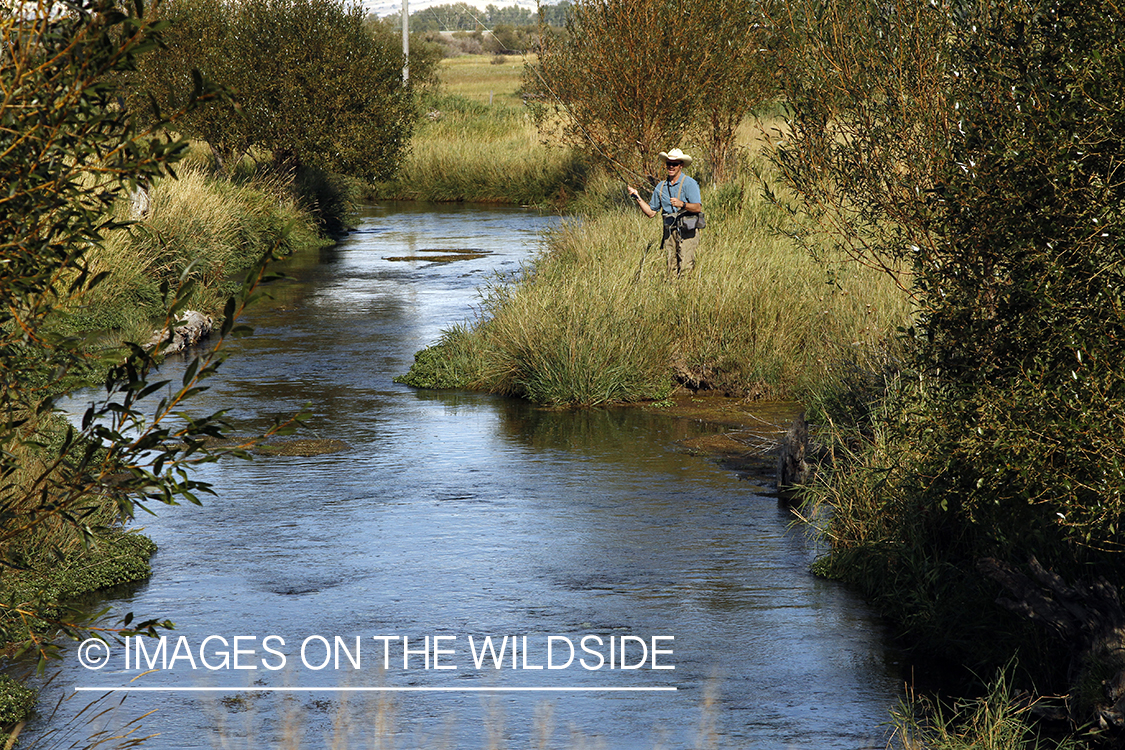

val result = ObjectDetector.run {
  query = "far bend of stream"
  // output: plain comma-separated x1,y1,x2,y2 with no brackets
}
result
36,202,903,749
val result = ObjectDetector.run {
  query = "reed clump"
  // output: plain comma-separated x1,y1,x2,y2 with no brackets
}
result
55,164,329,347
399,167,913,406
892,672,1079,750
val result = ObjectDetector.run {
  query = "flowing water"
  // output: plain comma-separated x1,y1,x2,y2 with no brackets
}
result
34,202,903,749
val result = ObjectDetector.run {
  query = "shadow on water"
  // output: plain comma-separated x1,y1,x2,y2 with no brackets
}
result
30,202,904,750
415,391,719,455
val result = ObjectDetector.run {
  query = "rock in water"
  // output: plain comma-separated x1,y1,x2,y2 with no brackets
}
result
776,411,810,493
148,311,213,354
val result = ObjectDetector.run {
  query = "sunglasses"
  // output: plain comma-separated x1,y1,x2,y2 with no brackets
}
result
667,161,682,167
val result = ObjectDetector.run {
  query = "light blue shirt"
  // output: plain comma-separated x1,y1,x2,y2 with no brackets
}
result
648,174,701,214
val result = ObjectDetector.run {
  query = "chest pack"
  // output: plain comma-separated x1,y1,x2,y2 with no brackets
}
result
660,177,706,230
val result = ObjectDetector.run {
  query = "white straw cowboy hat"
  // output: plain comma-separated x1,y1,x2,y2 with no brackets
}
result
658,148,693,165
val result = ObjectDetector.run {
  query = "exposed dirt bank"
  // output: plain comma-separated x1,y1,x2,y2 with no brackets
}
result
652,393,804,495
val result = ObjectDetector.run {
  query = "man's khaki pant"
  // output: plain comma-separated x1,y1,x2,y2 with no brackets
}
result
663,224,699,277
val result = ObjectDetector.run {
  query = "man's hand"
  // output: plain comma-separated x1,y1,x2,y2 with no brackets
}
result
627,186,657,218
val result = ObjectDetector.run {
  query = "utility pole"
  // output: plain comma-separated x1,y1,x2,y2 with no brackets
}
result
402,0,409,83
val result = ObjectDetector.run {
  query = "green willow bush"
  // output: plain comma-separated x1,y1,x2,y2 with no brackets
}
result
128,0,434,180
773,0,1125,730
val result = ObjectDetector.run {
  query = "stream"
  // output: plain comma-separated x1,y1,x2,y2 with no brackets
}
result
34,202,903,749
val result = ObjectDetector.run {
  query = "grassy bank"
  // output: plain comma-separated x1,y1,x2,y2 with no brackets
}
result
55,157,333,349
388,69,911,405
397,161,912,406
891,672,1081,750
368,56,588,206
0,156,341,734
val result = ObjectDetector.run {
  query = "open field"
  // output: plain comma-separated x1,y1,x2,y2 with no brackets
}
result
437,53,531,101
369,55,586,205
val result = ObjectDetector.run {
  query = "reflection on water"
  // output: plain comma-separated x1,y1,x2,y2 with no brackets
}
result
32,202,901,749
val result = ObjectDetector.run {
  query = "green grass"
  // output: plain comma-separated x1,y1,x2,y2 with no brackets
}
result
388,86,913,406
891,671,1081,750
399,166,913,406
436,54,530,101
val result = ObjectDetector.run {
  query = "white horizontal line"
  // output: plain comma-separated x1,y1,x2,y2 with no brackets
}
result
76,686,677,693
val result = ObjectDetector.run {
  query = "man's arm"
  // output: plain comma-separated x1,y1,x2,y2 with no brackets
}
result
627,186,658,218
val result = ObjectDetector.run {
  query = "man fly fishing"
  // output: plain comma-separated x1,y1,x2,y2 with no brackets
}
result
627,149,704,278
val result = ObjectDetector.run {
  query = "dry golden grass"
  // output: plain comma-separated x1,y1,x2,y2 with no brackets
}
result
67,165,319,345
437,54,534,102
376,55,581,204
195,676,724,749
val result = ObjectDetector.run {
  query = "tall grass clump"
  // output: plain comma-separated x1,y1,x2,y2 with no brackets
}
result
55,166,327,346
399,166,913,406
892,673,1080,750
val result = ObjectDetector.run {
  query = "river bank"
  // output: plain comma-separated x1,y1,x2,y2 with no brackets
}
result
0,155,347,738
395,178,912,408
642,394,802,488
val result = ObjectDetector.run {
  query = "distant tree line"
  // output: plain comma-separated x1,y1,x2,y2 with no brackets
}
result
383,2,571,32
